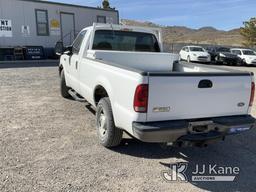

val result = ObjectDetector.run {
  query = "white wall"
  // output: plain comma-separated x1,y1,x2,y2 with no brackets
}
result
0,0,119,48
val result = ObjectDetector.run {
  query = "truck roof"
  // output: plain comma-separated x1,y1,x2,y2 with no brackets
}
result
187,45,204,48
84,23,161,35
231,48,253,51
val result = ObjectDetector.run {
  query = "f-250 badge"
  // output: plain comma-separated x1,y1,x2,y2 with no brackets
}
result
153,107,171,112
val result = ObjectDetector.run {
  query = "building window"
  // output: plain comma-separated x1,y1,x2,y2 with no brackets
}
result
35,9,49,36
97,16,106,23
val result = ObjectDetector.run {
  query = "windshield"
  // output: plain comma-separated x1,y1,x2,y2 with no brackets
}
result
217,47,230,52
242,50,256,55
189,47,205,52
92,30,160,52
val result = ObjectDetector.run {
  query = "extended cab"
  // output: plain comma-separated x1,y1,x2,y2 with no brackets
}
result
57,23,256,148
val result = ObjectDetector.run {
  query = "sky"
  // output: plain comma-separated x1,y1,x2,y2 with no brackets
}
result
52,0,256,30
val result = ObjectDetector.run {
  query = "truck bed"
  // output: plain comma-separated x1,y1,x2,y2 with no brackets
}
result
86,50,253,121
88,50,251,75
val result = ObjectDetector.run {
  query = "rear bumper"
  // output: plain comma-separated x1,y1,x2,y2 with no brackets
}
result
132,115,256,143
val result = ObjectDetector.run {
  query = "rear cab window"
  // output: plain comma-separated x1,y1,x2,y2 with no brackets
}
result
92,30,160,52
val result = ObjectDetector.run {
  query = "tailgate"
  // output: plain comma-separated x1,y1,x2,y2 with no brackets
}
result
147,73,252,122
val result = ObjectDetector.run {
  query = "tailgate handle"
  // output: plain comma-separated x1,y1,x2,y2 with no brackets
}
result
198,79,213,88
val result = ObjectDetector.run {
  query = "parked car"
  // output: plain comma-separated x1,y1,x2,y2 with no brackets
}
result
206,46,242,65
231,48,256,65
179,46,211,63
57,23,255,148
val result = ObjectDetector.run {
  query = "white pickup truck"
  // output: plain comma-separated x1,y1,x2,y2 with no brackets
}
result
56,23,256,148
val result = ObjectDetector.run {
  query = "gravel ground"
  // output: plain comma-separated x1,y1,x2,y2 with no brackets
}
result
1,65,256,192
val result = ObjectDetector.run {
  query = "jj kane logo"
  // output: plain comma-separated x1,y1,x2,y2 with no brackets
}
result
162,163,240,182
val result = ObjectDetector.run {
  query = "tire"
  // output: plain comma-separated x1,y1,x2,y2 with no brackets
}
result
187,56,190,63
96,97,123,148
60,70,70,98
242,59,247,66
214,56,219,64
235,60,241,66
215,56,222,65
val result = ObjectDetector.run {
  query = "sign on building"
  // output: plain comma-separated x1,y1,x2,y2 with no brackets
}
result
0,19,12,37
22,25,30,37
50,19,61,36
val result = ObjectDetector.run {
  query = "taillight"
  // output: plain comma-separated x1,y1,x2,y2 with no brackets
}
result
250,82,255,107
134,84,148,113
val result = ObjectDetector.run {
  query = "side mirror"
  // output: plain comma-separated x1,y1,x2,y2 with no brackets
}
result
64,46,73,56
55,41,64,56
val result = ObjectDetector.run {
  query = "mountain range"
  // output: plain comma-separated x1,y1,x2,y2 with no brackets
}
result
121,19,243,46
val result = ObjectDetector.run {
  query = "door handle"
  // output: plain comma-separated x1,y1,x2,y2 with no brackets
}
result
75,61,78,70
198,79,213,88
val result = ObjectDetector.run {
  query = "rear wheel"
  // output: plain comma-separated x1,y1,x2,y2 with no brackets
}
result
96,97,123,148
215,56,220,65
60,70,70,98
242,59,247,66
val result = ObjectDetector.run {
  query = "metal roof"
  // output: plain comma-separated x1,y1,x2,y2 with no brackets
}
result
19,0,118,12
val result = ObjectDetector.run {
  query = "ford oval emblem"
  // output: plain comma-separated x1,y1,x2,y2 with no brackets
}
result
238,102,245,107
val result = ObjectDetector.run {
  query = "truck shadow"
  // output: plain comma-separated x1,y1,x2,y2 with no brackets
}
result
82,103,256,191
113,130,256,192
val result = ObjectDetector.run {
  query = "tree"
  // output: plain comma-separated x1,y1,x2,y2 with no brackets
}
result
102,0,110,9
240,17,256,48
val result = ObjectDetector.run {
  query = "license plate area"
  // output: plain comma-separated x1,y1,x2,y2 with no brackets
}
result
228,126,251,134
188,121,214,134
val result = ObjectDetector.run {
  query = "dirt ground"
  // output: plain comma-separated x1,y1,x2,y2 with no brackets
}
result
1,65,256,192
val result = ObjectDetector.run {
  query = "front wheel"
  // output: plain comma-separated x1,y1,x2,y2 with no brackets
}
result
60,70,70,98
187,56,191,63
215,56,221,64
96,97,123,148
242,59,247,66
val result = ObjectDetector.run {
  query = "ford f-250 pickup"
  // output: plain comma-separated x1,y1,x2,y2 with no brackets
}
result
56,23,256,148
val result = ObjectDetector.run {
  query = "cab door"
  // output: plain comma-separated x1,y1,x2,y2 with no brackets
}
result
68,31,87,92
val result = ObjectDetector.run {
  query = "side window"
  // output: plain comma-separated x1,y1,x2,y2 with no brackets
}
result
232,50,241,55
97,16,106,23
72,30,86,54
35,9,49,36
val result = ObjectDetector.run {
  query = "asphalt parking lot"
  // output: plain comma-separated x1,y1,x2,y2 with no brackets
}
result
1,64,256,192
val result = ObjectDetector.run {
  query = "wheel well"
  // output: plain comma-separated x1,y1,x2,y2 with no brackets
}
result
59,65,63,77
94,86,109,106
